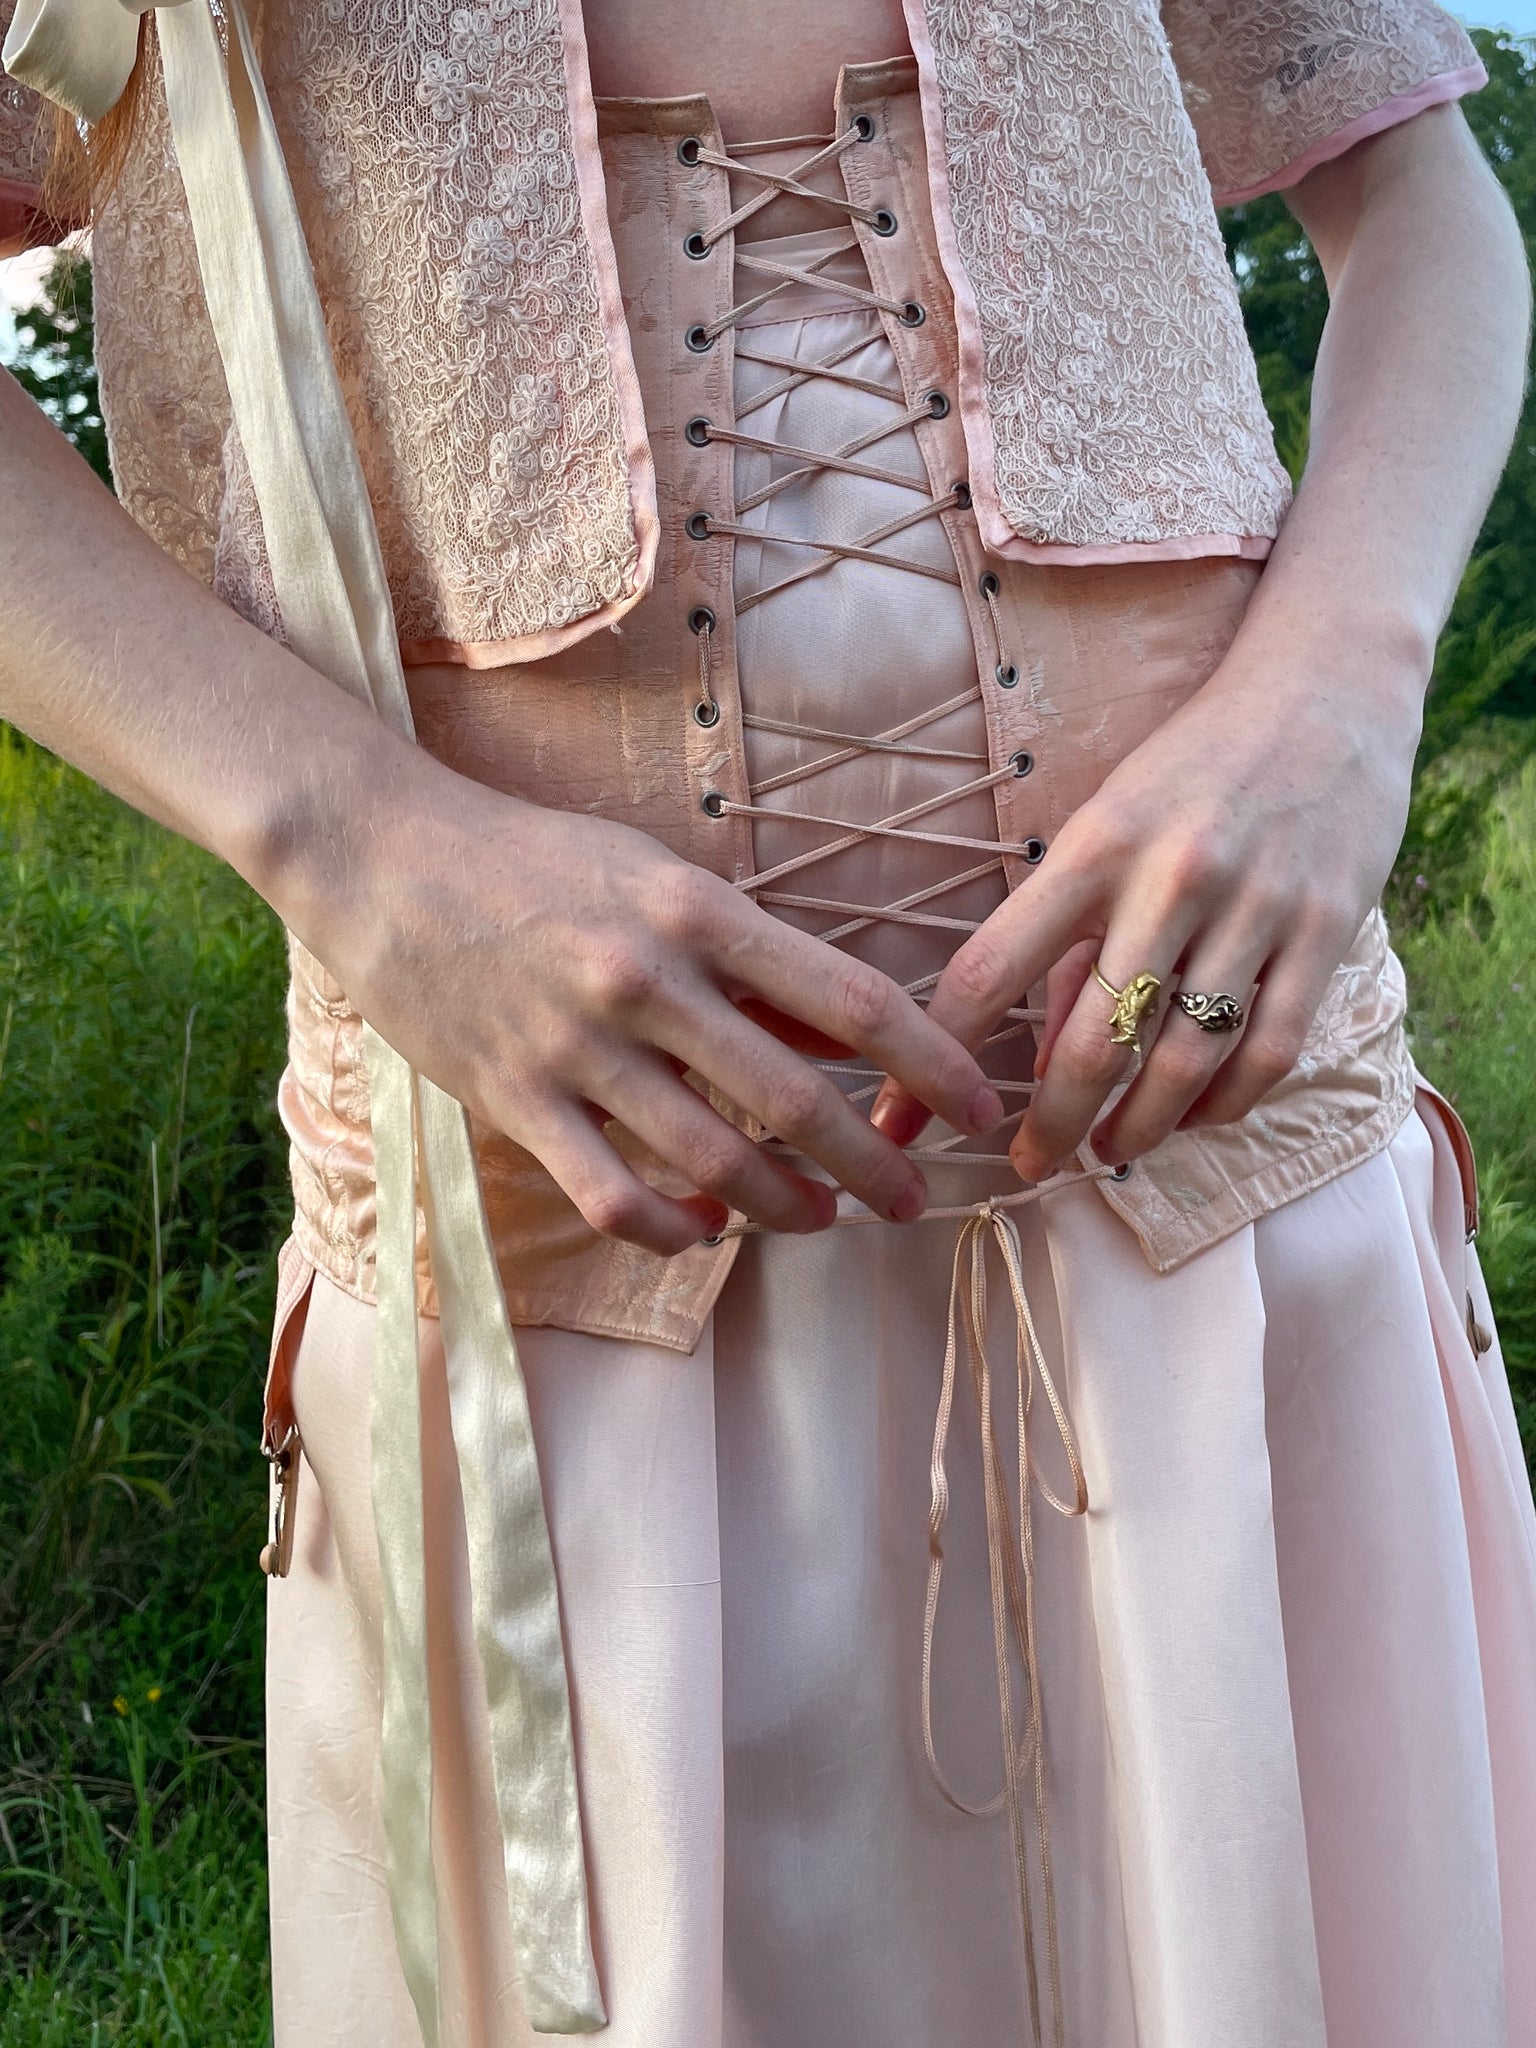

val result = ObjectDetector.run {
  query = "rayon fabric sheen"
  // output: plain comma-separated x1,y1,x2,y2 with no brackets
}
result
266,226,1536,2046
269,1107,1536,2048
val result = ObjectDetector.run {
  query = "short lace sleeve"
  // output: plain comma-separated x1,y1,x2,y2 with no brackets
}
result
1161,0,1486,205
0,0,50,252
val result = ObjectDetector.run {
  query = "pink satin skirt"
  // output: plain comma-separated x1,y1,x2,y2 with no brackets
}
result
268,1104,1536,2047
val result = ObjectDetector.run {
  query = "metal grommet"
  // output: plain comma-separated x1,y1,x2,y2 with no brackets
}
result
685,323,715,354
853,113,875,141
685,416,712,446
1111,1162,1133,1183
925,389,950,419
1023,836,1046,864
871,208,898,237
701,789,726,818
693,699,721,729
951,480,972,510
978,569,999,597
677,136,703,167
700,1232,725,1247
995,663,1020,689
686,511,712,540
688,605,716,635
899,300,926,327
1010,749,1034,778
683,230,710,260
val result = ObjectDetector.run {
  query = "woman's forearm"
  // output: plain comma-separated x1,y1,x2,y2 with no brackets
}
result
1233,103,1530,709
0,363,421,912
0,365,993,1241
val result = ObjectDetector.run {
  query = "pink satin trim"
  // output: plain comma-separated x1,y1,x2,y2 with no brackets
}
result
554,0,659,623
1212,63,1489,208
982,529,1276,569
897,0,1018,564
398,591,658,671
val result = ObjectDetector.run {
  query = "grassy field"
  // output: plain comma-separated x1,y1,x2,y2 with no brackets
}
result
0,732,286,2044
0,711,1532,2040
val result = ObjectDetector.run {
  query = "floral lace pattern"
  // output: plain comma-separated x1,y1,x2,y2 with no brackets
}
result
915,0,1295,551
1163,0,1480,202
92,37,231,589
0,7,44,195
260,0,640,658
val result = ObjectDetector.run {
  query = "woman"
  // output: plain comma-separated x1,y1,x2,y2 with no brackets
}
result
1,1,1533,2043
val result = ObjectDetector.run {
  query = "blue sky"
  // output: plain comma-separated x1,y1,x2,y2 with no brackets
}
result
1478,3,1536,30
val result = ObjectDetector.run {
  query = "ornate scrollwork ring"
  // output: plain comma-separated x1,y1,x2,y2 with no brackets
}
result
1171,990,1246,1034
1091,965,1162,1047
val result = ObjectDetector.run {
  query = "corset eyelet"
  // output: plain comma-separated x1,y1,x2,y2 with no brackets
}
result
677,136,703,167
701,789,726,818
898,301,925,328
1111,1162,1133,1182
686,511,712,540
853,114,875,141
951,480,972,510
996,663,1020,689
871,208,898,237
683,230,710,260
1010,750,1034,778
978,569,999,596
688,605,716,635
685,324,716,354
925,389,950,419
1023,837,1047,864
685,416,713,446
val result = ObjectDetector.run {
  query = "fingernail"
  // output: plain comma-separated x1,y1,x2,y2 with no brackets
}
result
889,1177,927,1224
968,1084,1005,1134
1011,1146,1055,1185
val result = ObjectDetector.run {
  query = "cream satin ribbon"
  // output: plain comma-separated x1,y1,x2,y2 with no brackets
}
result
2,2,605,2035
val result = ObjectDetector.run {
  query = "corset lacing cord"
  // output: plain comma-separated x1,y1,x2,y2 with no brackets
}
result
685,127,1111,2048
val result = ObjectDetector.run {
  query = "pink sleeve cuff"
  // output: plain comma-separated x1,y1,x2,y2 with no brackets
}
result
1211,61,1488,208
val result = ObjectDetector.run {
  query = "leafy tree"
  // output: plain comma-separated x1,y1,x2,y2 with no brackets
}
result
1224,27,1536,741
3,248,110,487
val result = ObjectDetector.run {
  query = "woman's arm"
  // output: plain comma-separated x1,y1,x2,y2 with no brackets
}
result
873,103,1530,1178
0,364,1001,1247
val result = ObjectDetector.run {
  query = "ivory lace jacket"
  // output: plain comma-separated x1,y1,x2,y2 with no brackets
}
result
3,0,1482,665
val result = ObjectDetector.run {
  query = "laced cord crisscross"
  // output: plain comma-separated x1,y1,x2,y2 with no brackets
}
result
690,126,1041,1171
686,133,1111,2044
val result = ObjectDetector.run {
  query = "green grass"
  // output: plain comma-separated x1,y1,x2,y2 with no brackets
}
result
0,717,1532,2041
0,730,287,2044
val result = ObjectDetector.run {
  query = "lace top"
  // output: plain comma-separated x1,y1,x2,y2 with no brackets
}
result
2,0,1483,659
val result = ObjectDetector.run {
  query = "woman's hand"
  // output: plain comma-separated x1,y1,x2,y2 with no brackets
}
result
871,638,1422,1181
880,103,1528,1187
303,756,1002,1256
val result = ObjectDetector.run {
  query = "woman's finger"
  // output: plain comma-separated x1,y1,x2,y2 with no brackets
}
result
1088,925,1270,1163
869,856,1101,1140
660,990,931,1224
1008,900,1198,1183
712,901,1002,1138
1179,935,1342,1131
596,1054,840,1236
526,1098,732,1256
1031,939,1100,1082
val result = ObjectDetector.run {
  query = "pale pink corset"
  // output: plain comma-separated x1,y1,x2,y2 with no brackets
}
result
268,76,1419,1352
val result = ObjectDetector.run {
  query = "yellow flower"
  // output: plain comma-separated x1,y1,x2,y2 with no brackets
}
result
146,1687,162,1704
112,1695,129,1717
